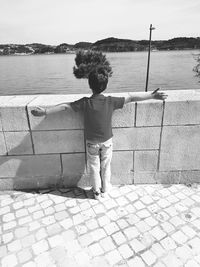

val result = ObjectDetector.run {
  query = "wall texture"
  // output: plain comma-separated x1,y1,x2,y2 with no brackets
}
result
0,89,200,190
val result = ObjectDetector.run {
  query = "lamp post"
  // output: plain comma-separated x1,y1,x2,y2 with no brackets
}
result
145,24,155,92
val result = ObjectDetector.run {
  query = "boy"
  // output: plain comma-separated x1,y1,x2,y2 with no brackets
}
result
31,66,167,199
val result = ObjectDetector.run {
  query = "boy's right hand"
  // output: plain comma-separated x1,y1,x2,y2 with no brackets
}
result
151,88,168,100
31,107,46,117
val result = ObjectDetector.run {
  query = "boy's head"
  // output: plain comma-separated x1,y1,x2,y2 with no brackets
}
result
88,66,108,94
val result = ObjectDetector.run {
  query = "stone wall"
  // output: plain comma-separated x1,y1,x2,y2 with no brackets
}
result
0,89,200,190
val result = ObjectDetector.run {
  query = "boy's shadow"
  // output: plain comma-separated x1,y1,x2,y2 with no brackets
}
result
0,107,90,195
21,187,95,200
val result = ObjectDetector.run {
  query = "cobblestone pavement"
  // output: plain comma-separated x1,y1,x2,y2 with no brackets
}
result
1,184,200,267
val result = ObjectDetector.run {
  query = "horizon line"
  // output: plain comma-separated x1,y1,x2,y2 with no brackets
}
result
1,36,200,46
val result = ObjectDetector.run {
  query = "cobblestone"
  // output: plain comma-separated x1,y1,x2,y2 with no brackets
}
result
160,221,175,233
175,245,193,262
48,234,64,248
54,210,68,221
117,218,129,229
35,228,48,241
78,232,93,247
2,212,15,222
99,236,116,252
115,196,129,206
29,221,41,231
171,230,188,244
162,252,183,266
118,244,134,259
151,242,165,257
160,236,177,250
141,250,157,265
85,218,98,230
104,222,119,235
98,215,111,226
17,248,32,264
89,243,104,257
0,206,10,215
1,253,18,267
124,226,140,240
182,225,196,238
127,256,145,267
3,220,17,231
1,184,200,267
21,234,35,248
7,239,22,252
130,238,146,253
112,231,126,245
105,249,122,265
2,232,14,244
91,228,107,241
32,239,49,255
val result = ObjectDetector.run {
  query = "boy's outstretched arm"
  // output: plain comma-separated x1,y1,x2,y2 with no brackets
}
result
31,102,72,117
124,88,168,104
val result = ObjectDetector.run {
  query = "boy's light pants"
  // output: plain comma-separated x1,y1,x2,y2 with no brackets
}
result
86,138,113,193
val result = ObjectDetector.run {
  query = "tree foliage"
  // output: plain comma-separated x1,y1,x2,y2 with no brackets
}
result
73,50,112,79
194,55,200,80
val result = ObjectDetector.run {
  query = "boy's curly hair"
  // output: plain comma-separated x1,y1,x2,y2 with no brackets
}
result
88,66,109,93
73,50,112,93
73,50,112,78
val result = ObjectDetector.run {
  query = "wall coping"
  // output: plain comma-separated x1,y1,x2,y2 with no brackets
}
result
0,89,200,108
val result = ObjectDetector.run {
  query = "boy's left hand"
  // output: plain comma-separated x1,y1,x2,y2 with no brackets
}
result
151,88,168,100
31,107,46,116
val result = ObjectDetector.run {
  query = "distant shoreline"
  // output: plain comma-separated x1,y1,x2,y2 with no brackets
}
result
1,37,200,55
1,48,200,57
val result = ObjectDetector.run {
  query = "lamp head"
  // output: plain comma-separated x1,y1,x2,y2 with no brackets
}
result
150,24,155,30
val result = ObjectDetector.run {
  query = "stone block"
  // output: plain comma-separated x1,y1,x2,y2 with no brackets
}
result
29,109,84,131
32,130,85,154
155,171,181,184
0,96,16,131
163,100,200,126
163,89,200,126
180,170,200,184
0,96,16,105
28,94,86,130
159,125,200,171
0,179,14,190
0,95,36,131
61,153,87,187
112,102,135,127
0,154,61,178
164,89,200,102
0,172,60,191
0,106,29,131
0,132,7,155
136,101,163,126
111,151,134,184
4,132,33,155
134,171,157,184
134,150,158,171
113,127,161,150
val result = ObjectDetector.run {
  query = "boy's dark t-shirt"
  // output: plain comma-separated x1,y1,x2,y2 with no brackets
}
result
70,94,125,142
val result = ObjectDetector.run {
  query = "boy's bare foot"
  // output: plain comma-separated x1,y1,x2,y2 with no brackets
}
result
94,192,101,200
93,190,101,200
101,192,109,198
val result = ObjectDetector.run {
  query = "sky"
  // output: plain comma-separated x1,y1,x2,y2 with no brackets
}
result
0,0,199,45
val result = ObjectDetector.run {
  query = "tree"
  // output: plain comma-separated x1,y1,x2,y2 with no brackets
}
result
73,50,112,79
194,55,200,81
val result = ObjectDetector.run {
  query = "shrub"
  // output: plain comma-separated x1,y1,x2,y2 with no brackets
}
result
194,54,200,81
73,50,112,79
